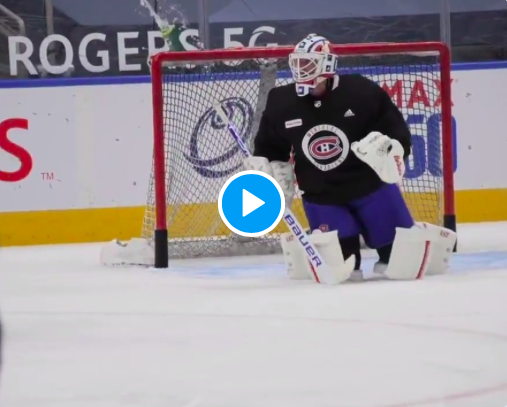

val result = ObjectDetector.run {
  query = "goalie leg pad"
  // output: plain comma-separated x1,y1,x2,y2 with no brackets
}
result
281,230,355,282
385,227,435,280
416,222,457,275
281,232,313,280
384,223,456,280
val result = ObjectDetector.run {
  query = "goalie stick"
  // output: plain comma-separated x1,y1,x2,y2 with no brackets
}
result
213,102,354,285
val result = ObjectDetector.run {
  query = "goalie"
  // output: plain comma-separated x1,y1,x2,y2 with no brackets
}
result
244,34,457,281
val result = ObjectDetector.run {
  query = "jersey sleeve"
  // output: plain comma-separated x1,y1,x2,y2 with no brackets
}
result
373,84,412,158
252,91,292,162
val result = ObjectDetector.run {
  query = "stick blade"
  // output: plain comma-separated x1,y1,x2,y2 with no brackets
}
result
316,255,356,285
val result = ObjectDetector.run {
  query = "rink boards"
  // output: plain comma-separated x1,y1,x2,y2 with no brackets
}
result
1,62,507,245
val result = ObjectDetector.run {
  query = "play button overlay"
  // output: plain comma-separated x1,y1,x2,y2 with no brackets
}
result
218,170,285,237
242,189,265,216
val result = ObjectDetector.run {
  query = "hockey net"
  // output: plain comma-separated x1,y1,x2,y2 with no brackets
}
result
143,42,454,267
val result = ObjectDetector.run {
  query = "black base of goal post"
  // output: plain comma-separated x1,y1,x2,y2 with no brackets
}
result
154,229,169,268
444,214,458,252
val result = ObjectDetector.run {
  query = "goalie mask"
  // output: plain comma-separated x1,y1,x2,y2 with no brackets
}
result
289,34,338,97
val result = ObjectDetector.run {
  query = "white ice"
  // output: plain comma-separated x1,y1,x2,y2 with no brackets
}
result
1,222,507,407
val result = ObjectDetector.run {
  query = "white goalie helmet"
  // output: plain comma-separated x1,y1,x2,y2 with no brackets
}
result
288,34,338,96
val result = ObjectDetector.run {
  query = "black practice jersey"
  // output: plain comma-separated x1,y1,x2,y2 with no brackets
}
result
253,74,412,205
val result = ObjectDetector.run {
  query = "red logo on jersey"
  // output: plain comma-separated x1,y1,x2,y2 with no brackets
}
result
309,136,342,160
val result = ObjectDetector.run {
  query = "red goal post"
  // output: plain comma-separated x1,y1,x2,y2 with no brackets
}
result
149,42,455,268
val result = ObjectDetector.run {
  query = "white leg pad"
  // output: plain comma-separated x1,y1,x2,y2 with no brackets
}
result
281,230,355,282
385,227,435,280
416,222,457,275
281,233,313,280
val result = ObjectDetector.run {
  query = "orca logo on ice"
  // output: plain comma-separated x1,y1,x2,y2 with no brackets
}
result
302,124,350,171
184,97,254,179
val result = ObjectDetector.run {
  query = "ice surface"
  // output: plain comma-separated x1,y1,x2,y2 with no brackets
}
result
1,222,507,407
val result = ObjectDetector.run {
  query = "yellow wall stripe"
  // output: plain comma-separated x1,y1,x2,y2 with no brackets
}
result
1,188,506,247
0,206,145,247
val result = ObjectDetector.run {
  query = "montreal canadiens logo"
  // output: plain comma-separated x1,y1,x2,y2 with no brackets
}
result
302,124,350,171
309,136,342,159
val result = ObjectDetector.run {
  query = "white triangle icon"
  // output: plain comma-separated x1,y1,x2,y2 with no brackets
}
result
242,189,265,217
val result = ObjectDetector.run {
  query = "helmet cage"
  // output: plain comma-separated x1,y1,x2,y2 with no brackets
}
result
289,51,338,96
288,52,337,83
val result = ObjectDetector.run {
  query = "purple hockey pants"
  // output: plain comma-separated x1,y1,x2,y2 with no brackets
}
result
303,183,414,249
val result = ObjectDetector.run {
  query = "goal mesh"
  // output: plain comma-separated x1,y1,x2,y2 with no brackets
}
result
146,44,454,261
